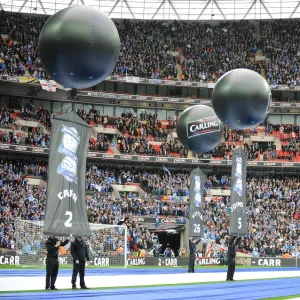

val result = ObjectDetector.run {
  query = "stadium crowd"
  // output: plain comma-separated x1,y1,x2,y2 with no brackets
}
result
0,104,299,160
260,20,300,86
0,159,299,257
1,11,300,84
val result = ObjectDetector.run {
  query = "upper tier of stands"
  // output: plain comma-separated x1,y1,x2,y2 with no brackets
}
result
1,12,300,85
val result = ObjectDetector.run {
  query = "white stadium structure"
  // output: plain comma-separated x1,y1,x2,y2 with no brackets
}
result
1,0,300,20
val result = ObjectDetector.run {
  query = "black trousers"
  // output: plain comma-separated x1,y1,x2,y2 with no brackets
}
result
188,253,195,273
220,257,225,266
227,262,235,280
46,256,59,289
71,260,86,287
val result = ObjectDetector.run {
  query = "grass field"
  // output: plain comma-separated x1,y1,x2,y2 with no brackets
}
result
263,296,300,300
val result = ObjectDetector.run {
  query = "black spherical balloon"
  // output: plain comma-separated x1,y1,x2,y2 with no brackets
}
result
38,6,120,89
176,105,223,153
212,69,271,130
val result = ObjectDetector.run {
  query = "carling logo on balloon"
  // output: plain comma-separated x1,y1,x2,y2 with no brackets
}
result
187,116,220,138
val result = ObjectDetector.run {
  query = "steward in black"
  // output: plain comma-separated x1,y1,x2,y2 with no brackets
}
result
188,237,201,273
226,236,241,281
45,236,69,290
71,237,90,289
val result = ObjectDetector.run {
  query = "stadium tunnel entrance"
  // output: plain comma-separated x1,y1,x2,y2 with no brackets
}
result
155,231,181,256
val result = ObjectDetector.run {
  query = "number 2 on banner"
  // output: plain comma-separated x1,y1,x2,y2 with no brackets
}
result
238,217,242,229
64,211,73,228
194,224,201,233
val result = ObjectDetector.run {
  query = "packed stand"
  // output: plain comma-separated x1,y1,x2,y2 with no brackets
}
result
0,12,47,78
1,12,300,85
0,12,272,82
264,122,300,162
1,106,177,153
260,20,300,86
195,125,254,160
1,103,300,160
172,21,258,82
0,106,15,128
0,162,162,253
117,136,188,157
198,175,300,258
1,159,300,256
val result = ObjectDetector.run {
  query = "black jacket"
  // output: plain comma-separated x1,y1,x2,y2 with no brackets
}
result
189,239,201,254
227,244,236,257
227,236,241,263
45,237,69,258
71,238,90,262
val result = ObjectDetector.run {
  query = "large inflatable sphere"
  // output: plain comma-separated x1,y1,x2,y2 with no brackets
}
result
212,69,271,130
38,6,120,89
176,105,223,153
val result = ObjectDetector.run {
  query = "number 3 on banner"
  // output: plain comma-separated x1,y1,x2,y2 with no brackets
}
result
64,211,73,228
194,224,201,233
238,217,242,229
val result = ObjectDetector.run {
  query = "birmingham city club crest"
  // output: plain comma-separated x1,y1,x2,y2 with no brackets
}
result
57,125,80,184
233,157,243,197
194,175,202,207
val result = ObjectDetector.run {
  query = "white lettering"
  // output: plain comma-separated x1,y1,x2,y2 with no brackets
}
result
190,121,219,133
165,258,177,266
128,258,145,266
276,259,281,266
58,190,77,203
257,259,281,267
230,201,243,212
195,257,220,266
94,258,110,266
0,255,19,265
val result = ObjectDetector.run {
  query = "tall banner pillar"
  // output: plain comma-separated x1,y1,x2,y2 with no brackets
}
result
189,167,205,238
44,112,91,237
230,147,248,236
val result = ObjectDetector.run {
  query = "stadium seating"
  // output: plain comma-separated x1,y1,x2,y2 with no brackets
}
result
1,12,300,85
0,105,299,161
0,160,299,257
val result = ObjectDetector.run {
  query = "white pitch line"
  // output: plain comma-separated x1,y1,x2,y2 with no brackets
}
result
0,270,300,292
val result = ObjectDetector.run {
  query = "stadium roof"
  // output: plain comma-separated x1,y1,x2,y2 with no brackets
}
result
1,0,300,20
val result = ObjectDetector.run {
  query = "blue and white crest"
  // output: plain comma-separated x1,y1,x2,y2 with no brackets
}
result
57,125,80,184
233,157,243,197
194,175,202,207
58,125,80,162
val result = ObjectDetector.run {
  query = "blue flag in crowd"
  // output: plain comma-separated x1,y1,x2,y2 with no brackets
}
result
163,165,171,176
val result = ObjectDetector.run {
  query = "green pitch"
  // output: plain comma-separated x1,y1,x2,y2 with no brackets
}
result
263,295,300,300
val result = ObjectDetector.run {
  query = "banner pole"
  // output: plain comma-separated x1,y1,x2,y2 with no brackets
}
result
71,88,77,112
124,225,128,269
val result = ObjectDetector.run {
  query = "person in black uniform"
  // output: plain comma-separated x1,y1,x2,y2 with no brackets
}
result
188,237,201,273
71,236,90,289
226,236,241,281
45,236,69,290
